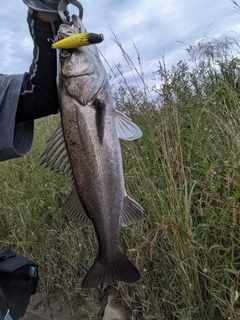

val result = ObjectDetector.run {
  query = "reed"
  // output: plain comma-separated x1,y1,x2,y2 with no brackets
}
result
1,35,240,319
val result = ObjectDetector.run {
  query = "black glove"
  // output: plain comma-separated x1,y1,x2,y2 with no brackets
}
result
22,0,63,13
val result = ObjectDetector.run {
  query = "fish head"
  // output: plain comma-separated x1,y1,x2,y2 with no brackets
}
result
56,15,106,105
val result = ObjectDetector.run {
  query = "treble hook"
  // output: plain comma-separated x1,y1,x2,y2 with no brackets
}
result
58,0,84,23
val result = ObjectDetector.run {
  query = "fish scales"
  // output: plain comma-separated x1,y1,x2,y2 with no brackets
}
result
42,14,144,288
60,85,124,260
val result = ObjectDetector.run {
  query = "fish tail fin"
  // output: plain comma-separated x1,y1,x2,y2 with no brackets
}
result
81,253,140,288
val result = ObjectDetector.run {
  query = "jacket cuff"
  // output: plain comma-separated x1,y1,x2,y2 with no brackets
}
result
0,74,34,161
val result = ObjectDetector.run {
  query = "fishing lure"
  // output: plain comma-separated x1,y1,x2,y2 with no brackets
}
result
52,32,104,49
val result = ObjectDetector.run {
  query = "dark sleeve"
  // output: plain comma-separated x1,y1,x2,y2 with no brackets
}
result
0,74,34,162
16,11,61,123
0,12,62,161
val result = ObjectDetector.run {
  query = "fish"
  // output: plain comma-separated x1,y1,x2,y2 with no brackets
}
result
42,15,144,288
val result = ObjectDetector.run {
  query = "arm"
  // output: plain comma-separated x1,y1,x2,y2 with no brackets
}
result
16,7,62,122
0,1,66,161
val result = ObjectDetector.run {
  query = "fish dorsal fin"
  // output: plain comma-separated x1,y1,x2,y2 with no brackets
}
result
62,187,93,226
41,124,72,178
119,195,144,227
114,110,142,140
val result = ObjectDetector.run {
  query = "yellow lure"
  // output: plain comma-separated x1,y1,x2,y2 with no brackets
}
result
52,32,104,49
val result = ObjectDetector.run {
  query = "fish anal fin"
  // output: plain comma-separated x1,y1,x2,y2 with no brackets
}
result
94,99,106,145
119,195,144,227
62,187,93,226
81,253,140,288
114,109,142,140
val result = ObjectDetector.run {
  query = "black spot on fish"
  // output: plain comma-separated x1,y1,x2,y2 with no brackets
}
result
69,139,76,146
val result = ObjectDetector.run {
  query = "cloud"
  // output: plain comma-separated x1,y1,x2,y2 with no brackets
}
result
0,2,32,74
0,0,240,88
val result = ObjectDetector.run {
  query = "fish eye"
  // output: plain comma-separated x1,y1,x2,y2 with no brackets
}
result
60,49,72,59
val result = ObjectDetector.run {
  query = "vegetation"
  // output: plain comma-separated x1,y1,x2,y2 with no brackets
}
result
1,35,240,319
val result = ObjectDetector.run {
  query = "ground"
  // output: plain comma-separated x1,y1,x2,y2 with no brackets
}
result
21,287,132,320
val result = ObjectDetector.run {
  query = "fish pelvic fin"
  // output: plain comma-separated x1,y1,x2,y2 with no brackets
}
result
81,253,140,288
119,195,144,227
62,187,93,226
114,109,142,140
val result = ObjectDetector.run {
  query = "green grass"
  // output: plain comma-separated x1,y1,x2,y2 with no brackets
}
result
1,36,240,319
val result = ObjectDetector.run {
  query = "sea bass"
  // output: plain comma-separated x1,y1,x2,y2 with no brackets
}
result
42,15,144,288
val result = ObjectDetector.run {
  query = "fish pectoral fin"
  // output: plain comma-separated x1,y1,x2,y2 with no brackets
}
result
62,187,93,226
94,99,106,145
41,123,72,179
119,195,144,227
81,252,140,288
114,109,142,140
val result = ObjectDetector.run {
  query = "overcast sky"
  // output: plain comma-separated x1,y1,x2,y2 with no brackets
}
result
0,0,240,87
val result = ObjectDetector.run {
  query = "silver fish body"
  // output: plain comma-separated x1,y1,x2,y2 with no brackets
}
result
42,15,144,288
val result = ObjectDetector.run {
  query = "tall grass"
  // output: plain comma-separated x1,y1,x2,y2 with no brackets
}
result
1,35,240,319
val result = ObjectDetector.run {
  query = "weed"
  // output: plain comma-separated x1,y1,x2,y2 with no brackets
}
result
1,35,240,319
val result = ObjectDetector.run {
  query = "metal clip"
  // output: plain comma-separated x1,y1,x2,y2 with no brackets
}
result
58,0,84,23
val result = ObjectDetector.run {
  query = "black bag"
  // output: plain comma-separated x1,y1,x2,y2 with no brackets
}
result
0,249,38,320
0,249,38,278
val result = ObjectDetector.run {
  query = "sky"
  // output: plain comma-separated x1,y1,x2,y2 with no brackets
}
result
0,0,240,88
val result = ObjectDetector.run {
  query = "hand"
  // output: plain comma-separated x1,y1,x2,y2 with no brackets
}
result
23,0,64,13
28,7,60,21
